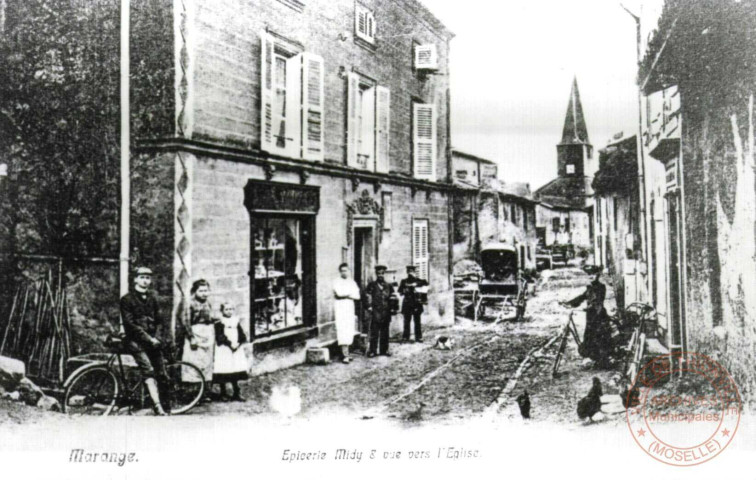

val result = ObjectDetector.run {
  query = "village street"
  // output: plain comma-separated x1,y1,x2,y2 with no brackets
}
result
177,266,624,427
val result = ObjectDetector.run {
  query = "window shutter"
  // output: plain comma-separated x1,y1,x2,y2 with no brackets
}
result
413,219,430,281
283,54,302,158
346,72,360,167
413,103,436,180
360,86,375,171
301,52,325,161
375,86,390,173
260,31,275,153
355,5,375,43
414,44,438,70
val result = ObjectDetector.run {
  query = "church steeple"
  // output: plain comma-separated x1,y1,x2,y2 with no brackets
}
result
560,77,590,145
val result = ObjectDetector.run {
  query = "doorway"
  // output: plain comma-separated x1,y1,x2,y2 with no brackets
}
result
353,226,375,333
666,193,686,351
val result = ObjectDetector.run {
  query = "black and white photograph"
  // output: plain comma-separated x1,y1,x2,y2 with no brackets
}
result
0,0,755,478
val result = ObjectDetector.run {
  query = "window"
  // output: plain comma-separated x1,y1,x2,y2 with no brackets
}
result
251,217,309,336
566,164,575,174
413,103,437,180
552,217,560,232
260,32,325,160
355,4,375,44
613,197,619,231
412,219,429,281
347,73,390,172
510,204,517,224
414,44,438,71
382,192,392,230
523,208,528,231
565,216,571,232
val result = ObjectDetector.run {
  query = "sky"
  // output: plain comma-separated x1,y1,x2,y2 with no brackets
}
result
420,0,664,191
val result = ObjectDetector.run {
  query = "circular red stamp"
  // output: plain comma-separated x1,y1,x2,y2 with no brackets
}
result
625,352,741,466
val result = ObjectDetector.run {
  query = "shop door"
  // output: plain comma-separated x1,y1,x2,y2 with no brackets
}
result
353,226,375,333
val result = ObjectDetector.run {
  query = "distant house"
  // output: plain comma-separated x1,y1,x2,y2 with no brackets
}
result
534,78,595,251
451,150,536,271
593,134,642,310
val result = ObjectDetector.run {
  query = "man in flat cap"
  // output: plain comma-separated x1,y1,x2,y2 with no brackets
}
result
364,265,395,357
120,266,173,415
399,265,428,343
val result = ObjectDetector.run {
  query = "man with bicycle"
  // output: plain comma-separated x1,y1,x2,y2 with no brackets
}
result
120,266,173,415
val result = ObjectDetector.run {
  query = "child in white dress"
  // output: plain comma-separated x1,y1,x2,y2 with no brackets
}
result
213,303,249,401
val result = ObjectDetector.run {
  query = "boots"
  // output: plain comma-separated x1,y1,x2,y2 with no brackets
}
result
145,378,167,416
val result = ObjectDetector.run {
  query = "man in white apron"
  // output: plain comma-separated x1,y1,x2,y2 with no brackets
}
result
332,263,360,364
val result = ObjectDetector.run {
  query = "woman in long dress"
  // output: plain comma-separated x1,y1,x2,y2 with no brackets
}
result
182,279,217,396
332,263,360,364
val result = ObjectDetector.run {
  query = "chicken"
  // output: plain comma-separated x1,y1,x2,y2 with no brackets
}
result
269,384,302,418
406,402,426,421
516,390,531,419
577,377,603,421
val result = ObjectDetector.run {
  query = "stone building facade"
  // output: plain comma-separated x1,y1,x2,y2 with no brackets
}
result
592,134,642,311
129,0,455,373
633,0,756,398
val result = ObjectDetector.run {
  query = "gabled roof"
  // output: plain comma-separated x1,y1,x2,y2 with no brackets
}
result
534,176,593,209
559,77,590,146
451,149,497,165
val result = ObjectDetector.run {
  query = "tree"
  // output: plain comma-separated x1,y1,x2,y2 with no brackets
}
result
0,0,120,259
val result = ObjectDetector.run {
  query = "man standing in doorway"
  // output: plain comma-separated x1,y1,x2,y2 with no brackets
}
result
120,266,173,415
399,265,428,343
365,265,395,357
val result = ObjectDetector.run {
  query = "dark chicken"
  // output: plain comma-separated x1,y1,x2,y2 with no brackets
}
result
516,390,531,419
577,377,603,421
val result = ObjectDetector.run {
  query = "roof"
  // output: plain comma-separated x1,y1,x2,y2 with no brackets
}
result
499,181,532,198
534,176,593,209
559,77,590,146
401,0,455,39
451,149,497,165
481,242,516,253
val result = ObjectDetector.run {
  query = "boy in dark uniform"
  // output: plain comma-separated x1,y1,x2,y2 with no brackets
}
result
399,265,428,343
120,266,173,415
365,265,395,357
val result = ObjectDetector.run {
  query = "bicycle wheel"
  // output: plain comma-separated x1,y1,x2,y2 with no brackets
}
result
552,331,569,377
63,365,119,416
165,361,205,414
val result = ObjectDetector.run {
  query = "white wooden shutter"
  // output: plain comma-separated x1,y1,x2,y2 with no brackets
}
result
413,103,436,180
414,44,438,70
360,86,375,171
375,86,390,173
412,219,430,281
283,54,302,158
260,31,275,153
355,5,375,43
301,52,325,161
346,72,360,167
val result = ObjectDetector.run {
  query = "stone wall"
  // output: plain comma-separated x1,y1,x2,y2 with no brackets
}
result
187,0,451,179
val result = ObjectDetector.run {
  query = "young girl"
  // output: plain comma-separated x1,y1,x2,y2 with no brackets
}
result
213,303,249,401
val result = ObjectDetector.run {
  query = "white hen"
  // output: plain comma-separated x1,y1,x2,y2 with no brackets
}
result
269,384,302,417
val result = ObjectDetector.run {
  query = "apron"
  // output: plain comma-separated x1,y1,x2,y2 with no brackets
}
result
213,317,248,379
333,277,360,346
182,323,215,382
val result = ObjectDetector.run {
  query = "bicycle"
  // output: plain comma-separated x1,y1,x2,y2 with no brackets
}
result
62,335,205,416
552,309,582,377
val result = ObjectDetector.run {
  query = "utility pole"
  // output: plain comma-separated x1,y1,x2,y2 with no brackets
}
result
120,0,130,297
621,3,650,302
